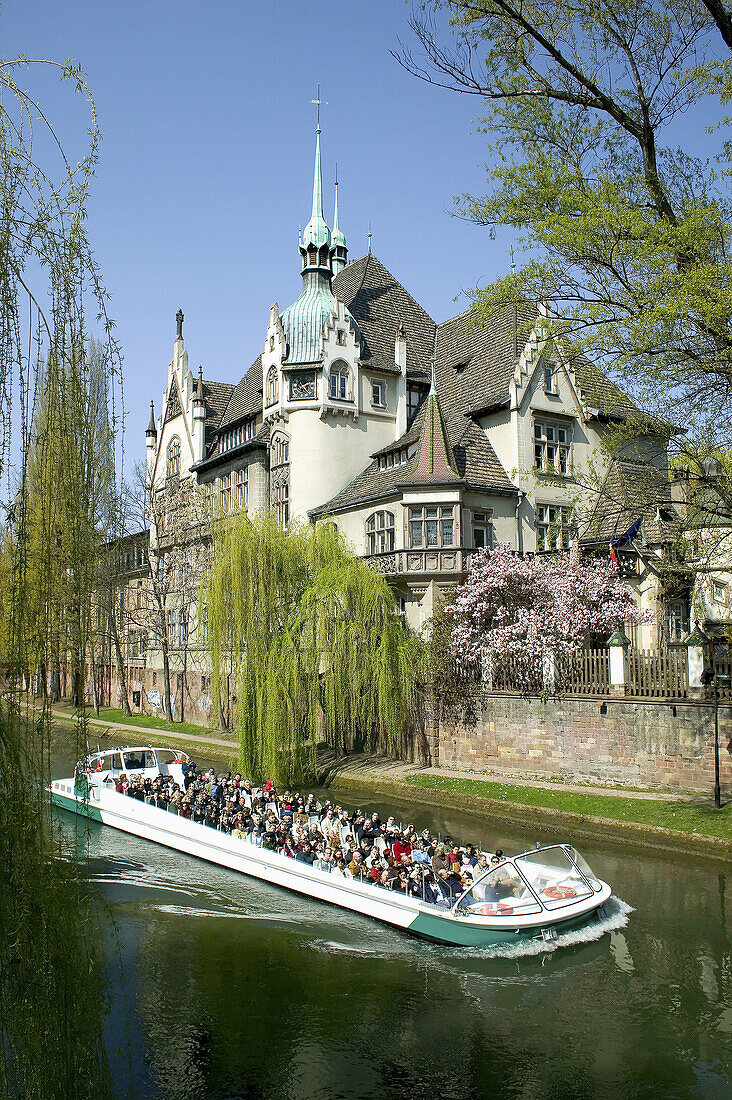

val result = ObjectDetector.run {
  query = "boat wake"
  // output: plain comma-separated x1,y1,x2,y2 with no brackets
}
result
460,895,634,960
308,896,633,961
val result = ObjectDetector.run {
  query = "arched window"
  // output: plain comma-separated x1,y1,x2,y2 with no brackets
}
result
266,367,279,407
366,511,395,555
166,436,181,478
270,431,290,467
329,361,351,401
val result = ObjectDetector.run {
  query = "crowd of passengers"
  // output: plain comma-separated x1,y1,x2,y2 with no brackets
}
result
110,763,523,907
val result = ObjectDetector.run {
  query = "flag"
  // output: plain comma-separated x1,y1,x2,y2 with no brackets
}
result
611,517,642,550
609,542,617,564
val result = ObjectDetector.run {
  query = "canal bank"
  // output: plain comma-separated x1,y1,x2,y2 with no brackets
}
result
46,707,731,863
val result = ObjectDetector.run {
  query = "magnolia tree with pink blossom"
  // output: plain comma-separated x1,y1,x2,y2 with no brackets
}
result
447,544,649,687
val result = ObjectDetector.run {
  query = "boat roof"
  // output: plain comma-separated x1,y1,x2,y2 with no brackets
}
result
84,745,190,757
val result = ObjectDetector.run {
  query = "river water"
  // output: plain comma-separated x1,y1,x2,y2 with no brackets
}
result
51,737,731,1099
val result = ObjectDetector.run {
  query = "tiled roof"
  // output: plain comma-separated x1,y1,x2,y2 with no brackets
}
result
202,379,235,451
571,357,640,421
312,385,516,517
400,388,459,486
333,254,435,383
581,459,680,545
435,303,538,416
218,357,263,430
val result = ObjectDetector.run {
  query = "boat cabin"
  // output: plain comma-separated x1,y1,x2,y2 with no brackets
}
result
456,846,604,918
80,746,190,786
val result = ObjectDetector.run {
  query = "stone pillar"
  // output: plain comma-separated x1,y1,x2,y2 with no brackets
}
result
682,623,710,699
542,649,555,694
606,628,631,697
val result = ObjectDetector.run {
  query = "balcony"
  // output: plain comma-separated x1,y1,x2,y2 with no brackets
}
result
365,547,474,577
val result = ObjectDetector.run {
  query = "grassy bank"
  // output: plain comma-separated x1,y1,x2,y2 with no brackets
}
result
405,775,732,841
80,706,219,739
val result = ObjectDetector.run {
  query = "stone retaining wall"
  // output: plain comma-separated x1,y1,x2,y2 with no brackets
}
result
436,693,732,794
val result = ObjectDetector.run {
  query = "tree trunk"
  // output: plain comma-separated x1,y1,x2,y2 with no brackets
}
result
162,646,173,723
110,610,131,716
50,651,61,704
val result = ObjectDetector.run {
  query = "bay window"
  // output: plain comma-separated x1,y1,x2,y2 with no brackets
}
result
409,505,455,548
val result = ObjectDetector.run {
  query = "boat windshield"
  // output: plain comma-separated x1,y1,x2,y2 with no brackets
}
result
565,847,602,892
513,846,595,909
122,749,157,772
455,862,543,917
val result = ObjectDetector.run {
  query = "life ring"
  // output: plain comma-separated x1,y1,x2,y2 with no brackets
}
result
94,759,103,772
545,885,576,900
476,903,512,916
172,757,186,765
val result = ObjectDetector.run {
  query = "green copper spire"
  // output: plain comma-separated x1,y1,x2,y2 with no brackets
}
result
332,170,345,246
302,124,331,251
331,166,347,276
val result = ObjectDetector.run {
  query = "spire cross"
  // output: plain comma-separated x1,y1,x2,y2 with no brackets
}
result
311,84,328,132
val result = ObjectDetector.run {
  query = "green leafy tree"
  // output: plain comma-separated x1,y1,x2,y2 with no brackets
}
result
0,57,119,1098
397,2,732,520
204,513,424,785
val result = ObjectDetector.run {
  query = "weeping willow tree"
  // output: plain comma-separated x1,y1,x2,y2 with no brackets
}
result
204,512,424,785
0,58,120,1099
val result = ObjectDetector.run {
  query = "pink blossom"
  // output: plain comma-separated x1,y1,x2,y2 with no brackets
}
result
447,543,650,683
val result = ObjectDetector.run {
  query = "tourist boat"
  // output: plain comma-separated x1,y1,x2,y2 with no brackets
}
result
49,746,614,948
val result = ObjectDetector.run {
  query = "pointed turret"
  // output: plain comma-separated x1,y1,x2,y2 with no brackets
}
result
401,365,459,485
300,126,331,274
283,120,337,363
145,401,157,475
331,171,347,276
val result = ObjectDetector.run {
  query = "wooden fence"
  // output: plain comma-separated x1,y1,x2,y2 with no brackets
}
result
562,648,610,695
478,646,692,699
625,646,689,699
712,655,732,699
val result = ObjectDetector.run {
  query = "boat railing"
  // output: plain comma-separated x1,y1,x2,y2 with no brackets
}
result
92,789,598,917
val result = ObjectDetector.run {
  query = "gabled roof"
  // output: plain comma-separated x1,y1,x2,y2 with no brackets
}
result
333,253,435,382
311,385,515,518
581,459,680,545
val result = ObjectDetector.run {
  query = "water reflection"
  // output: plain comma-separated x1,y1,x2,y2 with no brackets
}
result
50,734,731,1100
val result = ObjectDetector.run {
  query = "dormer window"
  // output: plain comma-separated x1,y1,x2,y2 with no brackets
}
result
407,386,421,425
329,362,351,401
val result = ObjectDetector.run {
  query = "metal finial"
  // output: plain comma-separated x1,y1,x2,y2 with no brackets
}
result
510,248,516,273
367,223,372,254
311,84,327,133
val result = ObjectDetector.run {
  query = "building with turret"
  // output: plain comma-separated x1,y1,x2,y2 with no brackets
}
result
129,122,691,721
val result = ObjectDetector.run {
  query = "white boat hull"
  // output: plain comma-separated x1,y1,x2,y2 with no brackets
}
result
49,778,612,947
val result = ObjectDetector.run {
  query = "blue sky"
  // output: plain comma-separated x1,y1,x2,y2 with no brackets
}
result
3,0,500,451
2,1,723,454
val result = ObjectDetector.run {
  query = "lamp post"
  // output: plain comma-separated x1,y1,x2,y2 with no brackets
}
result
700,655,729,809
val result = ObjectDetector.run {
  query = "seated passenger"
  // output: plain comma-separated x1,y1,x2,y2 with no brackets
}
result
392,834,412,864
332,856,349,878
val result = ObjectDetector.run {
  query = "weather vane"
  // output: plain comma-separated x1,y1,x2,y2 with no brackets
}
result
311,84,328,132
